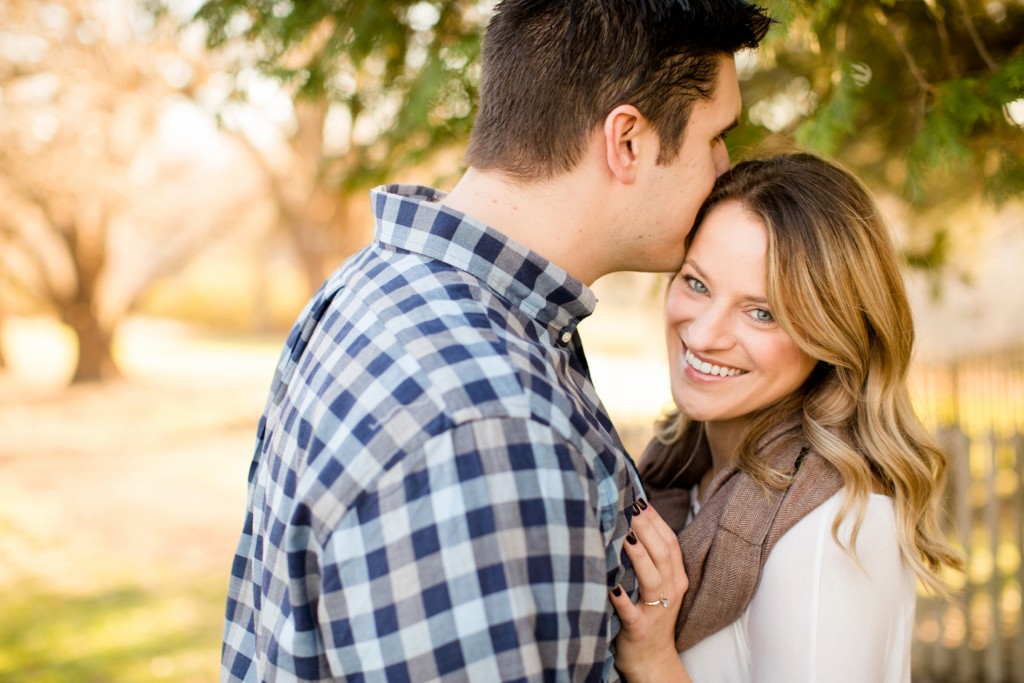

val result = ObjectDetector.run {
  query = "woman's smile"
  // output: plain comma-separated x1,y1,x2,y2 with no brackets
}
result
683,347,747,378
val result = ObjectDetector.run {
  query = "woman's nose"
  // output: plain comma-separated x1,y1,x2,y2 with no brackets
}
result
686,305,734,352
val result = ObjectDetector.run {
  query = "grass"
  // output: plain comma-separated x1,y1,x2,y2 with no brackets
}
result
0,575,227,683
0,317,279,682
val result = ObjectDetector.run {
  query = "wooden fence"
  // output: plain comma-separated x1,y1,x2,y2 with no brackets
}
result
912,348,1024,683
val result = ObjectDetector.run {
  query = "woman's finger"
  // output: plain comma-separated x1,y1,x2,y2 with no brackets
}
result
623,528,666,605
631,501,682,566
609,583,640,626
647,500,685,552
630,499,688,597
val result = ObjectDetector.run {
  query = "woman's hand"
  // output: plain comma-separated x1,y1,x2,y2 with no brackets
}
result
610,499,692,683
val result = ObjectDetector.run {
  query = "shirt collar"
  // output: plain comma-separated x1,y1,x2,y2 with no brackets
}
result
371,184,597,339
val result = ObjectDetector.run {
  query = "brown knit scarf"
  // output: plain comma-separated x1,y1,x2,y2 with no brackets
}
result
638,417,844,652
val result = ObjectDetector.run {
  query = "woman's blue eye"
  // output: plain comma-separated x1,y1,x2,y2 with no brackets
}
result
684,275,708,294
752,308,774,323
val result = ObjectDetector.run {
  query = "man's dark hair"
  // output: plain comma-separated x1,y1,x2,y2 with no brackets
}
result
464,0,772,180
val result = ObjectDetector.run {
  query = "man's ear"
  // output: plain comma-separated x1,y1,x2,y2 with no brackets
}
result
604,104,647,185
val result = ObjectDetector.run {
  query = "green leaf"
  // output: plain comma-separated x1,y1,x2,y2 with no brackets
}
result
794,63,860,154
934,78,996,132
991,54,1024,104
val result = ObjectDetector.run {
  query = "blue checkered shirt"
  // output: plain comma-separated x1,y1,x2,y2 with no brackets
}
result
222,185,643,682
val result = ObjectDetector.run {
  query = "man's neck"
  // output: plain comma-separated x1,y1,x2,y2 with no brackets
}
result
439,166,611,286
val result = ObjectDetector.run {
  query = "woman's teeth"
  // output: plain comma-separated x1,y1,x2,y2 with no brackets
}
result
685,350,746,377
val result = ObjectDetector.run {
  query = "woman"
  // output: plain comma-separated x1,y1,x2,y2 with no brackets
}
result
609,153,962,682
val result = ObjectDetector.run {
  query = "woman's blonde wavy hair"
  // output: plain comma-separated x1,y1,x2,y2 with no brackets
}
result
656,152,962,594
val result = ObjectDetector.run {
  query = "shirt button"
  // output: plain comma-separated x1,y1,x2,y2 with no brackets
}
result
560,331,573,344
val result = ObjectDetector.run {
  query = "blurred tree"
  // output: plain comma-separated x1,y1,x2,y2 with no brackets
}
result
726,0,1024,268
179,0,488,288
189,0,1022,275
0,0,263,383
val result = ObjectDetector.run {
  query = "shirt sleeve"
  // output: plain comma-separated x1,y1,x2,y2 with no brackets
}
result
745,494,916,683
316,416,616,682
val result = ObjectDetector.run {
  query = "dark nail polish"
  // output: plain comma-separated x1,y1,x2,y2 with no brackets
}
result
637,498,648,511
626,531,637,545
612,585,623,597
630,502,641,516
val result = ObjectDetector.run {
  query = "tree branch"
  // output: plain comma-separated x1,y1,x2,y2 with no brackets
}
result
923,1,960,78
0,226,58,309
873,4,937,95
0,190,67,305
955,0,998,73
117,190,258,316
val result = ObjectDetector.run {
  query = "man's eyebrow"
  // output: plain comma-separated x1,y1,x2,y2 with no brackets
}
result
719,119,739,137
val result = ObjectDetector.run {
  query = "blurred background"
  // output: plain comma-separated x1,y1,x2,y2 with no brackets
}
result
0,0,1021,681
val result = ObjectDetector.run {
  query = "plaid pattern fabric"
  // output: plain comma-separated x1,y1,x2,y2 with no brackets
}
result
222,185,643,682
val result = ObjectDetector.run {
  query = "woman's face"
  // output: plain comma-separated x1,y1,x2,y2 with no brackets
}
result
664,200,817,427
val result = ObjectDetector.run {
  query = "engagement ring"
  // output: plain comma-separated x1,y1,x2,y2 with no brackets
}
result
641,594,669,608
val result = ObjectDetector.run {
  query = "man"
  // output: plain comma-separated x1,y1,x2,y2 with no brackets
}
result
222,1,771,681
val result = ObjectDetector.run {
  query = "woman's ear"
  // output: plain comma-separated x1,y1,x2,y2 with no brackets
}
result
604,104,647,185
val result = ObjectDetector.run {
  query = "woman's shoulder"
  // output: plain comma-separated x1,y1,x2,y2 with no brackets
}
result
777,490,897,547
749,490,914,633
766,490,910,589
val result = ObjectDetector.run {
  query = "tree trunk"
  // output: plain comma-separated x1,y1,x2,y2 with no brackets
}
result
64,302,118,383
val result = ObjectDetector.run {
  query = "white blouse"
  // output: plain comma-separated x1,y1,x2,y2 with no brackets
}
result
680,491,915,683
